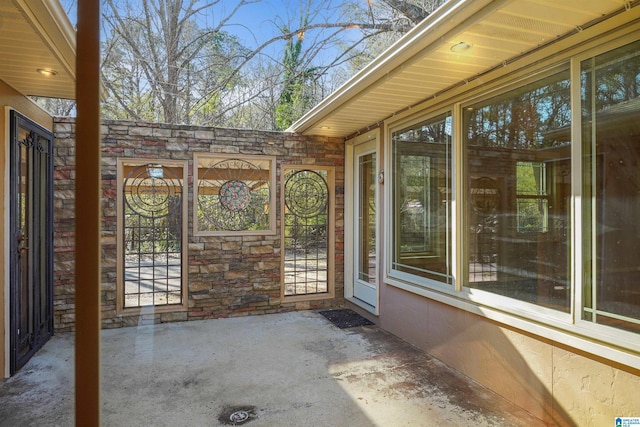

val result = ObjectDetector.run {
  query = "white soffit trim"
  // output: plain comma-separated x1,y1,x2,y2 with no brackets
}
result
289,0,631,138
1,0,77,99
14,0,77,81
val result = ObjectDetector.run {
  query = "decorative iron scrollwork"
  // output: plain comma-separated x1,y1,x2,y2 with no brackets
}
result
123,164,181,218
198,158,270,231
284,170,328,218
283,169,330,296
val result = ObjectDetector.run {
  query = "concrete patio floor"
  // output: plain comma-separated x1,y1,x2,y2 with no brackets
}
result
0,311,549,426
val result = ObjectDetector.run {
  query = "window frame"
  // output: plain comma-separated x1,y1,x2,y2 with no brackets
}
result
116,158,189,315
571,34,640,349
193,153,277,236
382,25,640,365
386,107,455,293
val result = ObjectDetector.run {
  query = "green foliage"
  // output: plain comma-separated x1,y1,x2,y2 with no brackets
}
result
274,22,318,130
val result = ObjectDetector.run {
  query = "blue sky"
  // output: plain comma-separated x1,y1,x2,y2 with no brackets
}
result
61,0,358,64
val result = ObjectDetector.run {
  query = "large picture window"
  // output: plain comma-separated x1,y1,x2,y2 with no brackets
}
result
383,34,640,359
463,67,571,311
391,113,452,284
582,40,640,334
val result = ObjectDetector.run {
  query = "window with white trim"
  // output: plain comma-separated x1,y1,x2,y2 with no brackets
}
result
463,67,572,312
516,161,549,234
385,32,640,358
391,113,452,285
581,39,640,334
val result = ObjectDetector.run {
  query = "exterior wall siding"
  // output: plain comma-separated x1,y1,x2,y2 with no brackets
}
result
380,284,640,426
52,118,344,331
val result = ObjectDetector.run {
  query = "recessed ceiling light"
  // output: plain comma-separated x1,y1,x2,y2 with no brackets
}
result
37,68,58,76
320,126,330,130
450,42,472,53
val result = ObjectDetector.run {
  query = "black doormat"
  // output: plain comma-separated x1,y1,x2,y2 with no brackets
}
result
318,309,374,329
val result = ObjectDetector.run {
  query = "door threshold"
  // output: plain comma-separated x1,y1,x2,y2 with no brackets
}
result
345,298,378,320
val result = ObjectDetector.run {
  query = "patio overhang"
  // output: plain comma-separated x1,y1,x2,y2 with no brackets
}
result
0,0,76,99
289,0,632,138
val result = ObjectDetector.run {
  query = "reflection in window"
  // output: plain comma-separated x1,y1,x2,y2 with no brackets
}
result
358,152,376,285
582,40,640,333
392,113,452,284
464,67,571,311
516,162,548,233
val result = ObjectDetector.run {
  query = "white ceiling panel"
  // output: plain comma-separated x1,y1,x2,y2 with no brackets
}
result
0,0,76,99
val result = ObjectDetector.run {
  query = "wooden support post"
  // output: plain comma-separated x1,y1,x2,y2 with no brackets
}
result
75,1,101,425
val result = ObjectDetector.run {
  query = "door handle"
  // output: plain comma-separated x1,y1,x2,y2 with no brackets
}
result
17,233,28,254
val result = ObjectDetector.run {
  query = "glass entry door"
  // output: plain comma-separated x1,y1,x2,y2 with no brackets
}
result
353,141,377,308
9,111,54,374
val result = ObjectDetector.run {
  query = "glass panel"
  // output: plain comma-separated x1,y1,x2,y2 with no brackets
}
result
464,67,571,312
392,113,452,284
582,40,640,333
358,153,376,285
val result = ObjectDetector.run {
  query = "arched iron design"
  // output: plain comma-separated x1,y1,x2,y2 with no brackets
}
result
122,163,183,308
283,169,330,296
198,158,270,231
284,170,328,218
124,164,182,218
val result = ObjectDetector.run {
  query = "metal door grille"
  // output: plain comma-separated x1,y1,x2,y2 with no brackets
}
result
9,111,53,375
122,163,183,308
283,169,329,296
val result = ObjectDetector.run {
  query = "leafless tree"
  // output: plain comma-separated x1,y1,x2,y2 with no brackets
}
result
51,0,447,127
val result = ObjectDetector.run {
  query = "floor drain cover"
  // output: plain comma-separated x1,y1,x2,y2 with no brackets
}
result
218,405,256,425
230,411,249,423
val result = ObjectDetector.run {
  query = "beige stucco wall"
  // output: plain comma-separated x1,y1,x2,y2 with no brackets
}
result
379,284,640,426
0,80,53,378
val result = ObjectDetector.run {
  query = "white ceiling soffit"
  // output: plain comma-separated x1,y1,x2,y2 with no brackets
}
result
289,0,631,138
0,0,76,99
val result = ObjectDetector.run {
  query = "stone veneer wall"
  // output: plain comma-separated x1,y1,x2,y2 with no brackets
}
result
53,118,345,331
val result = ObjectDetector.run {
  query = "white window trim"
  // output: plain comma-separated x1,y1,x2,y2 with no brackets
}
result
571,34,640,350
345,129,380,314
385,107,455,294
